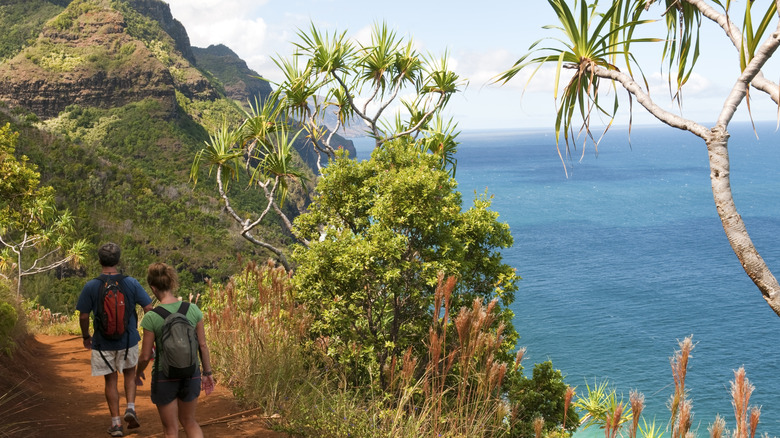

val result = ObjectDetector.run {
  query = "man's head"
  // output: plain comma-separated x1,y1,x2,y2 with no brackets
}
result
97,243,121,267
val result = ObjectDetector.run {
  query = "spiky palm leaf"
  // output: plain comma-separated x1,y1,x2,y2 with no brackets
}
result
273,55,324,122
421,50,461,107
419,116,460,176
357,23,417,93
326,86,357,129
294,23,355,76
249,127,307,206
190,123,244,187
497,0,660,150
241,96,283,160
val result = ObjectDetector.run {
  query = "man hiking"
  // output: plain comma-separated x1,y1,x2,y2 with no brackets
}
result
77,242,154,437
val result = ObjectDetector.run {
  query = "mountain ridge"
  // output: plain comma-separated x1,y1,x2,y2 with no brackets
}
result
0,0,353,310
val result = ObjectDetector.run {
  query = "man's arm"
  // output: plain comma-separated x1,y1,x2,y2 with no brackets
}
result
79,312,92,350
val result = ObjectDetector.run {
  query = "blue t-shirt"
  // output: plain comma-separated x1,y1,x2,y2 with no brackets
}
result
76,274,153,350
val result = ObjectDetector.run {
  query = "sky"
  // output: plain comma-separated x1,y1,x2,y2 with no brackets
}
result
164,0,780,131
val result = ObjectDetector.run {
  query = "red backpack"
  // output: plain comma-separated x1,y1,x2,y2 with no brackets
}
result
94,274,132,341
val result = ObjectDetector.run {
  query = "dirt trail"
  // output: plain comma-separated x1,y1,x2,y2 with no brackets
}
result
7,334,288,437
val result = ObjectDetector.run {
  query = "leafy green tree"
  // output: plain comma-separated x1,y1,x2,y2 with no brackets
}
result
292,140,518,388
507,361,579,437
191,22,463,266
498,0,780,317
0,123,86,296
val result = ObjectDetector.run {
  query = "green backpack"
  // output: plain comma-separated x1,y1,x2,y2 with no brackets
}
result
152,302,199,379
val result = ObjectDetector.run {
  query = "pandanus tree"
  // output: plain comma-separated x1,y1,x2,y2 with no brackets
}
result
0,124,87,296
192,22,463,267
498,0,780,317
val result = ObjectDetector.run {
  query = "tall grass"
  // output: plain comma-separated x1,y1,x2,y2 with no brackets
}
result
206,264,533,437
0,281,35,436
575,336,766,438
280,273,513,437
0,378,35,437
205,259,311,414
24,303,79,336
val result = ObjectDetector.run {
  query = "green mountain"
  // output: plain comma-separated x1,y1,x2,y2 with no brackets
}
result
0,0,351,310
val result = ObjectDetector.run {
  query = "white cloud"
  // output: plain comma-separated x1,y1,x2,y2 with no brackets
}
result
646,71,715,99
450,49,575,96
165,0,276,74
351,25,373,48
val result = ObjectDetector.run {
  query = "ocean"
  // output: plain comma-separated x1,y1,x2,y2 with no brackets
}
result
353,121,780,437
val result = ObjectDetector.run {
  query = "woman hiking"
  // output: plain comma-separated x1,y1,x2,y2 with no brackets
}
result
135,262,215,438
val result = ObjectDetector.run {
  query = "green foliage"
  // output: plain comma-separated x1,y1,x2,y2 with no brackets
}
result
175,90,245,133
0,276,24,357
110,0,168,46
0,0,65,60
0,122,87,297
0,301,17,355
49,0,98,32
0,124,40,227
506,361,579,437
292,140,518,387
0,98,277,313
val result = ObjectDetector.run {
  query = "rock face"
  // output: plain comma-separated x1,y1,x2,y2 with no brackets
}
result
124,0,195,63
0,0,216,119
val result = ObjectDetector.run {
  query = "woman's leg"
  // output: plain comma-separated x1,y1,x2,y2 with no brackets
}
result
177,398,203,438
156,400,180,438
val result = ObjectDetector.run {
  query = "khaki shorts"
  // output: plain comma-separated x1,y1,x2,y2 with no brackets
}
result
91,345,139,376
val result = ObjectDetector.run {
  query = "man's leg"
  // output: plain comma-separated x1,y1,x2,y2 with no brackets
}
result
104,371,120,417
121,345,142,429
123,366,137,404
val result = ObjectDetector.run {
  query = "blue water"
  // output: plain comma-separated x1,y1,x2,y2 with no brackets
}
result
353,122,780,436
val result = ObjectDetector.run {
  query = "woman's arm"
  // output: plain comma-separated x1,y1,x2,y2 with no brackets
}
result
196,320,215,393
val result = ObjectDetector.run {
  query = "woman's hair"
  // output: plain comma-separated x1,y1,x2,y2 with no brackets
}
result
147,262,179,293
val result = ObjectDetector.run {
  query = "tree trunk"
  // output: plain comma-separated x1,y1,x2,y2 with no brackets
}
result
706,125,780,316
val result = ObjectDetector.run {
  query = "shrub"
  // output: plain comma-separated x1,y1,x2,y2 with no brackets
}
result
0,301,17,355
293,141,519,389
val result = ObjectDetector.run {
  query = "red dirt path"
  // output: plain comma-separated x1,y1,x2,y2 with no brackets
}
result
5,334,289,437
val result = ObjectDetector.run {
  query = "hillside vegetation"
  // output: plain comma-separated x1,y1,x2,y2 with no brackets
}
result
0,0,323,310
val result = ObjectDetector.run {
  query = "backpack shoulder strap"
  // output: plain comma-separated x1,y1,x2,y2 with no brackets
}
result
177,302,190,317
152,306,172,319
96,273,126,284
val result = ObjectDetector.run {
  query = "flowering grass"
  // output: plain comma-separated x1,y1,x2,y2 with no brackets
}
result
205,264,529,437
204,259,311,415
24,303,79,336
574,336,765,438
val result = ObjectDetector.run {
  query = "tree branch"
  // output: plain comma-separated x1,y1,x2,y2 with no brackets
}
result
684,0,780,104
591,66,710,139
331,72,379,138
717,30,780,127
20,254,72,277
216,165,292,270
751,73,780,104
384,92,448,144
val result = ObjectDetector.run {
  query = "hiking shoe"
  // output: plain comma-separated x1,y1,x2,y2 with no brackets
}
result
107,424,124,437
124,408,140,429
